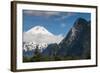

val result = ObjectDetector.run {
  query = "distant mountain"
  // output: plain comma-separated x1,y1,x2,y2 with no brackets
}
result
23,26,63,51
26,25,54,36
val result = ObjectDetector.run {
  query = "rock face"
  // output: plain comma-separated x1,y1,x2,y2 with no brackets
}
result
58,18,91,59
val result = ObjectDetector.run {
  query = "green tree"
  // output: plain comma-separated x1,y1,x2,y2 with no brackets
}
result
31,45,42,62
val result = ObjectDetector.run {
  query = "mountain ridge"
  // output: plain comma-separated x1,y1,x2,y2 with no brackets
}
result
58,18,91,59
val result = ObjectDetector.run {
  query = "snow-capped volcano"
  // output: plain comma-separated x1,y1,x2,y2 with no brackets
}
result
26,26,54,36
23,25,64,51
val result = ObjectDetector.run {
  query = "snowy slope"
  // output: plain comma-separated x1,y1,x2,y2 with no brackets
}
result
23,26,64,51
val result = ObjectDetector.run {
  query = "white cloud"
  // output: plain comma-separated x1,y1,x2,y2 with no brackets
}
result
55,12,75,20
23,10,60,17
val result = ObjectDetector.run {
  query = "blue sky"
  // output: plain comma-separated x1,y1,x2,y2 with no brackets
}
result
23,10,91,36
